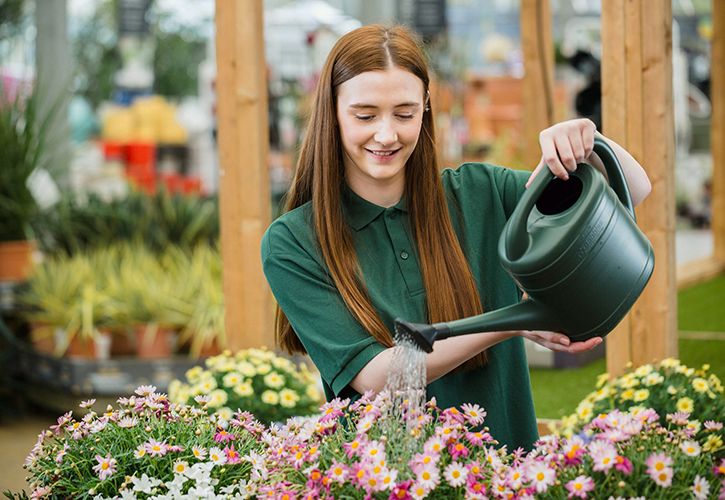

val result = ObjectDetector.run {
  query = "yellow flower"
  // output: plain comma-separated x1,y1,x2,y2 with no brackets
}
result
576,401,593,421
592,386,611,402
634,364,653,377
199,377,218,393
185,366,204,384
237,362,256,378
264,372,285,389
619,375,639,389
692,377,709,394
208,389,228,408
216,407,233,421
644,372,664,386
633,389,649,402
667,385,678,395
596,373,610,388
279,389,299,408
261,390,279,405
620,389,635,401
708,374,724,393
256,363,272,375
222,371,243,388
676,397,694,413
703,434,724,453
218,358,237,372
306,385,321,401
233,382,253,397
660,358,680,369
168,380,182,401
686,420,701,434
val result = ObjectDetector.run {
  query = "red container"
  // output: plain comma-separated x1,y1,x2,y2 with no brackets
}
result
125,142,156,178
182,176,202,195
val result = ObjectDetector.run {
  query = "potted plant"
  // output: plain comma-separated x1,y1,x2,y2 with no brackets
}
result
0,84,47,281
20,252,108,357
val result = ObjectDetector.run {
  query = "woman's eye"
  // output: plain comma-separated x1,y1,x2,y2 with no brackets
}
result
355,115,374,121
396,114,414,120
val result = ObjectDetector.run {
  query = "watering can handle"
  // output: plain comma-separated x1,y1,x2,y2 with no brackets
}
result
504,137,635,260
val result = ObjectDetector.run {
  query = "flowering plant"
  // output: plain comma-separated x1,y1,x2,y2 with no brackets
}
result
240,391,725,499
560,358,724,439
20,386,264,499
169,348,322,424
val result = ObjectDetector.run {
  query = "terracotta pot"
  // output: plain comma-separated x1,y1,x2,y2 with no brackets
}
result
134,325,176,359
63,330,111,359
0,240,36,282
107,328,135,357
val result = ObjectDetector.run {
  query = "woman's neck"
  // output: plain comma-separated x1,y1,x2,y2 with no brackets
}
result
344,172,405,208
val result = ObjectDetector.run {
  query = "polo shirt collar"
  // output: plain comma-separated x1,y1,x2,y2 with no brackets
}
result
342,183,408,231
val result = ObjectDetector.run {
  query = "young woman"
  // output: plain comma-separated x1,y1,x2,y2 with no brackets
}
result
261,24,651,450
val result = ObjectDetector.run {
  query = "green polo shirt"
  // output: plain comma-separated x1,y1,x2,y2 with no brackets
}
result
261,163,539,450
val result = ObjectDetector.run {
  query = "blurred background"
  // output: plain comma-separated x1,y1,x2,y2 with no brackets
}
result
0,0,721,493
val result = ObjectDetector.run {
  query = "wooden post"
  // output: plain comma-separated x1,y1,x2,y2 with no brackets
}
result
215,0,274,350
520,0,554,168
602,0,677,376
713,0,725,264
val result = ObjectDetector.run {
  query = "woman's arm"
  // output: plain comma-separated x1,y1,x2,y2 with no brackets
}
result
350,328,597,394
526,118,652,206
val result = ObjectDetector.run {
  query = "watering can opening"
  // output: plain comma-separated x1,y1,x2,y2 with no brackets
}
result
535,176,583,215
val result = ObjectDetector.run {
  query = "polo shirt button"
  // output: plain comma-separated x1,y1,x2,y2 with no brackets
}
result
400,251,409,260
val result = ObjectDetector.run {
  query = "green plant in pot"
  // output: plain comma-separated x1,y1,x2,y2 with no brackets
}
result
20,252,107,357
0,85,46,281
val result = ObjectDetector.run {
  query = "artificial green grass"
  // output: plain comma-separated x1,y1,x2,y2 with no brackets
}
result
678,274,725,332
530,274,725,419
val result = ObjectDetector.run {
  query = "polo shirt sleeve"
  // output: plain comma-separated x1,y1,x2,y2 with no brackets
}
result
261,220,387,398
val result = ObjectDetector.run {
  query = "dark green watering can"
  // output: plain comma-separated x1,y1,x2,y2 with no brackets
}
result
396,138,654,353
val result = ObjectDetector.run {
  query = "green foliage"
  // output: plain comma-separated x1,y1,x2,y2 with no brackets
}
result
153,28,207,98
0,0,24,40
0,86,46,241
31,190,219,256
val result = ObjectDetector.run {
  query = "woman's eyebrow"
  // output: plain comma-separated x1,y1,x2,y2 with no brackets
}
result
348,102,421,109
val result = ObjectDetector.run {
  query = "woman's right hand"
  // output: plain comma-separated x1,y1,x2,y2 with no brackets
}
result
519,330,602,354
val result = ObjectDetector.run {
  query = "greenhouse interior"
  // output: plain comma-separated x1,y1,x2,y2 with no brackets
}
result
0,0,723,498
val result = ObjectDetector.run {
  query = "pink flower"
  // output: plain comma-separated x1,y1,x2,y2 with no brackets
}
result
562,440,585,466
440,406,466,425
79,398,96,409
55,444,69,464
93,453,117,480
328,460,348,483
588,440,617,472
565,475,594,498
416,464,440,490
135,384,157,396
50,411,73,434
614,455,633,474
343,434,367,458
319,399,348,423
705,420,723,431
461,403,486,425
713,459,725,476
389,479,413,500
144,438,168,457
526,461,556,493
645,452,673,476
466,475,488,498
224,445,241,464
214,429,235,442
465,430,493,446
448,441,469,459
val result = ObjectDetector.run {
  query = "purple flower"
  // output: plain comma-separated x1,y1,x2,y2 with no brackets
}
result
565,475,594,498
93,453,117,480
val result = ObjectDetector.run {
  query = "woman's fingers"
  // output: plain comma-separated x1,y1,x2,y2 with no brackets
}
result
523,331,602,353
539,135,568,180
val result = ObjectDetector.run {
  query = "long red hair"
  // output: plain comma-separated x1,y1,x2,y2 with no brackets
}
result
276,24,487,369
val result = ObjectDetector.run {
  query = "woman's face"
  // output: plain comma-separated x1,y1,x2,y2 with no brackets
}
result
336,66,425,204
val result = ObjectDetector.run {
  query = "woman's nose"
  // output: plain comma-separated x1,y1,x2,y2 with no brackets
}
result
374,120,398,145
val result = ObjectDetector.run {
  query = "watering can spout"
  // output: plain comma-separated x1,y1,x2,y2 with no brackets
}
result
394,299,559,353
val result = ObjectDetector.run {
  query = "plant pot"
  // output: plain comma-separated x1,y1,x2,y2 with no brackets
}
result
134,324,176,359
107,328,135,357
65,331,111,360
0,240,36,282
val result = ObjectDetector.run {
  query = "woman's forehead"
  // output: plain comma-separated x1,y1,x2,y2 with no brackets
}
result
336,67,425,106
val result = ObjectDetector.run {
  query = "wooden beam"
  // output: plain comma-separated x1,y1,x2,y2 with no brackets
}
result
520,0,554,168
215,0,274,351
713,0,725,263
602,0,677,376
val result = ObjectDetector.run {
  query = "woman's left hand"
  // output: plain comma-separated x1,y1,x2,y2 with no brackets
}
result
526,118,597,188
519,330,603,354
